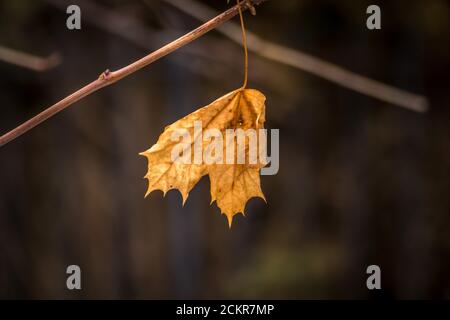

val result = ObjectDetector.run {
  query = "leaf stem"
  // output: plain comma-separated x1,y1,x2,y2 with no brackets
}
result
237,0,249,89
165,0,428,113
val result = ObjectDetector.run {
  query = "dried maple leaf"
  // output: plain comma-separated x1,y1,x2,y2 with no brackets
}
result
140,88,267,226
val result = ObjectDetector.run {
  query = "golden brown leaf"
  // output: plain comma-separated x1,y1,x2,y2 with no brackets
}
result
140,88,267,226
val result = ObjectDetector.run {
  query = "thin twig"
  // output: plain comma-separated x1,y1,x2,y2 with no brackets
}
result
164,0,429,113
0,45,61,72
0,0,266,147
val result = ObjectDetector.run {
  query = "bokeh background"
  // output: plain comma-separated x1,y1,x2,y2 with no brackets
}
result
0,0,449,299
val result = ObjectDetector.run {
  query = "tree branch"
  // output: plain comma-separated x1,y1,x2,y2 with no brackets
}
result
0,45,61,72
0,0,266,147
163,0,428,113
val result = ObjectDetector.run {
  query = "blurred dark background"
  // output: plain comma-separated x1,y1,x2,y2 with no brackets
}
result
0,0,449,299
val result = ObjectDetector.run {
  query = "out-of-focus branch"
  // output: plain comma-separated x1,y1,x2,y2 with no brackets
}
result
44,0,213,78
0,0,266,147
163,0,428,113
0,45,61,72
44,0,265,84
